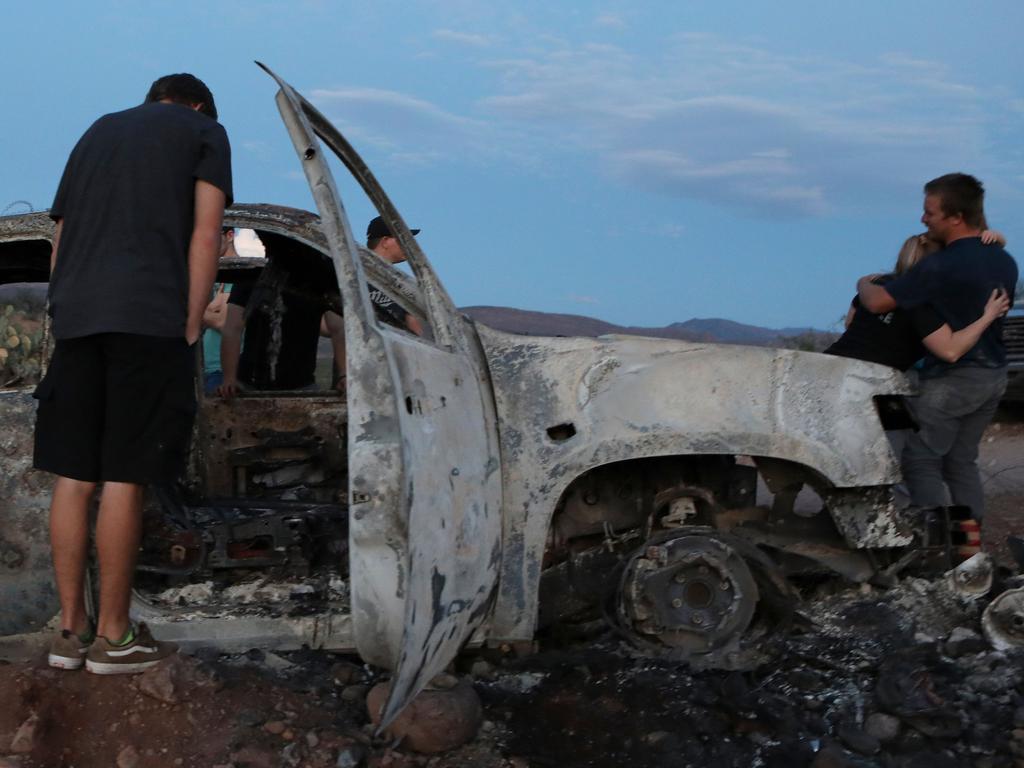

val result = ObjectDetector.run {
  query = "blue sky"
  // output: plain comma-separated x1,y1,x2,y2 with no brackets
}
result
3,1,1021,330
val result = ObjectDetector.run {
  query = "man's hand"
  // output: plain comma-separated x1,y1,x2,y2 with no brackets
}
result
216,377,239,400
186,179,226,346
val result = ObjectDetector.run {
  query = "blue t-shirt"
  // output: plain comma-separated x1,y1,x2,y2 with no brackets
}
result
885,237,1018,369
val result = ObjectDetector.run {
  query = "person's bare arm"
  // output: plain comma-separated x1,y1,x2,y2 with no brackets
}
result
405,313,424,337
323,311,347,391
981,229,1007,246
921,289,1011,363
217,303,245,399
185,180,226,345
203,287,229,331
856,275,897,314
50,219,62,274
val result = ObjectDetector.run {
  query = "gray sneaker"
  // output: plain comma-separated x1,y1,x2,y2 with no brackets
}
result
85,623,177,675
48,628,92,670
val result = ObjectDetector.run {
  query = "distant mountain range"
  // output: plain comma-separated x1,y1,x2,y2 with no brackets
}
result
460,306,837,350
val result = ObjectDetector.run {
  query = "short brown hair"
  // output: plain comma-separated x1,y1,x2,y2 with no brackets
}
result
924,173,985,228
145,73,218,120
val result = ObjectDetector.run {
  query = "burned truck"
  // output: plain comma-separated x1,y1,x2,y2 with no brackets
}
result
0,66,919,724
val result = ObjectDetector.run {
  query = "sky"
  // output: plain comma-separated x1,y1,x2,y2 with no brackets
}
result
2,1,1022,331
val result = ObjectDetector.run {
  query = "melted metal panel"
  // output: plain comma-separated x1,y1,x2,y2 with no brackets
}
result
262,65,501,728
0,391,58,634
475,327,914,641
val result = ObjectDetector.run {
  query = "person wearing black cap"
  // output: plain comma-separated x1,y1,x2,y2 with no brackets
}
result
365,216,423,336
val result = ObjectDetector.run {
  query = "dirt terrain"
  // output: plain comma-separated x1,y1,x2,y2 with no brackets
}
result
2,419,1022,768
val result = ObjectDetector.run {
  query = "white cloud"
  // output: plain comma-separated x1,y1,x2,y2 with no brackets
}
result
432,28,492,47
309,87,494,167
568,294,599,304
593,14,626,29
474,33,1017,216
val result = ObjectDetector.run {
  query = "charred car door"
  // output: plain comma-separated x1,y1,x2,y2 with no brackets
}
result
261,65,502,727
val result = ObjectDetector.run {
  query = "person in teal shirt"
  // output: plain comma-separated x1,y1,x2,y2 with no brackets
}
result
202,228,237,393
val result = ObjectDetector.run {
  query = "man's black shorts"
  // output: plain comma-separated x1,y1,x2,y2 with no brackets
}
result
33,333,196,484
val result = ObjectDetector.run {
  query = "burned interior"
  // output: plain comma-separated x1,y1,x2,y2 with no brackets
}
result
137,217,356,620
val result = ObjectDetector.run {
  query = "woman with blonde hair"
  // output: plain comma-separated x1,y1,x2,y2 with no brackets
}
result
824,230,1009,371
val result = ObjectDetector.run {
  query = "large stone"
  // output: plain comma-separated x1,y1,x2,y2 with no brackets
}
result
136,655,221,704
863,712,901,743
367,679,482,754
945,627,987,657
116,745,140,768
837,723,880,756
9,715,38,754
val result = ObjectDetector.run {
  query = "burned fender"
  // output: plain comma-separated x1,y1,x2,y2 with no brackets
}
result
475,327,913,641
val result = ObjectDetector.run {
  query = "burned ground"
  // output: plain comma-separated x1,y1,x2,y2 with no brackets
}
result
1,419,1022,768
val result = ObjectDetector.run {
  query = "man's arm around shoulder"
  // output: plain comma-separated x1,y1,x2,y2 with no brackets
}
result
857,274,897,314
186,180,226,345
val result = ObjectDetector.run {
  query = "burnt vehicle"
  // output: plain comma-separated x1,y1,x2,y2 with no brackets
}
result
1002,312,1024,404
0,65,921,724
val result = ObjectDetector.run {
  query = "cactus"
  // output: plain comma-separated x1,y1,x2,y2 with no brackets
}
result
0,309,43,387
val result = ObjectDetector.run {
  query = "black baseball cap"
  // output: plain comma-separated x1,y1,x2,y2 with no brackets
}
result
367,215,420,240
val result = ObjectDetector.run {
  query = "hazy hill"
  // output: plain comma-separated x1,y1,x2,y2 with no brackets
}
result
461,306,835,350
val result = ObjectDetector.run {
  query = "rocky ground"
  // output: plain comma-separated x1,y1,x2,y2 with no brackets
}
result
1,418,1022,768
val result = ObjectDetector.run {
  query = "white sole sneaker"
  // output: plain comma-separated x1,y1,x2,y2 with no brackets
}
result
85,658,164,675
47,653,85,670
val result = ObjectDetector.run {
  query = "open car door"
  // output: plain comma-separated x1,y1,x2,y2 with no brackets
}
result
260,65,502,727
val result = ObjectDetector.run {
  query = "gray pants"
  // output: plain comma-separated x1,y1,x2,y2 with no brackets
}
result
902,366,1007,520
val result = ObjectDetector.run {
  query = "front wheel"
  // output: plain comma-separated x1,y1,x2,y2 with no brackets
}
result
616,527,795,670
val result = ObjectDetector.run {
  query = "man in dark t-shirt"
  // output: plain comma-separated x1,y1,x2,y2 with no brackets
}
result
858,174,1018,521
36,74,232,674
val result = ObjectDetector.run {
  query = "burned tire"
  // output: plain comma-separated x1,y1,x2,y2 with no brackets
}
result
616,527,794,670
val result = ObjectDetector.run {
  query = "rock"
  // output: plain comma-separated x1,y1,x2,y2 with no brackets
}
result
137,661,179,704
116,745,140,768
367,679,483,754
812,743,870,768
367,749,417,768
342,685,370,702
946,627,987,657
263,719,286,735
864,712,901,743
236,708,266,727
259,651,295,673
428,673,458,690
136,655,222,705
0,758,26,768
10,714,38,754
335,744,368,767
229,745,278,768
331,662,364,686
837,723,880,756
306,731,320,748
469,659,494,679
